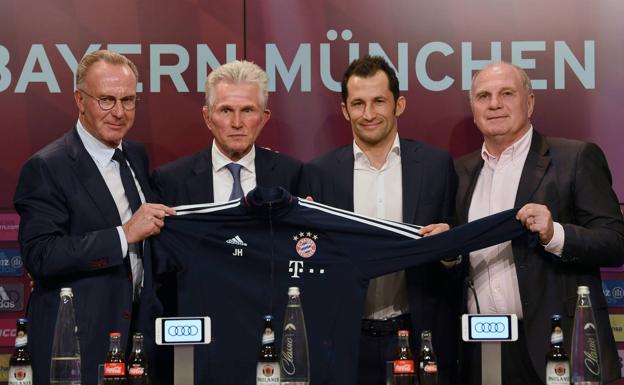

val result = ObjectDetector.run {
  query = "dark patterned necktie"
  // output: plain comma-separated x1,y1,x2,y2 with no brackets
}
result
112,149,142,213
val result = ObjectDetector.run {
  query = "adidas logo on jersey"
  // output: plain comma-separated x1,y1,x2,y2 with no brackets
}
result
226,235,248,246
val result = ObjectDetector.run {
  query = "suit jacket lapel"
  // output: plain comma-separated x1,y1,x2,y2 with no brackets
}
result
514,131,551,207
255,147,277,186
456,152,483,224
400,139,421,223
67,129,122,227
122,142,154,203
186,149,214,203
334,146,355,211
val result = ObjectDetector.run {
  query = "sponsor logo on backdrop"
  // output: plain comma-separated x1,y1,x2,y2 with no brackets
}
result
619,349,624,378
0,318,17,347
609,314,624,342
0,284,24,312
0,249,23,276
0,213,19,242
602,280,624,306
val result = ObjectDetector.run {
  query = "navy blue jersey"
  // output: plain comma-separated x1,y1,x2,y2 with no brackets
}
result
146,187,527,385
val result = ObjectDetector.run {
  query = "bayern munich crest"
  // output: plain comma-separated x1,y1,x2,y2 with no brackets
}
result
293,232,318,258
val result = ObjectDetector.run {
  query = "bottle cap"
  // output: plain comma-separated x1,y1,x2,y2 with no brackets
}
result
577,286,590,295
264,315,273,321
288,287,300,296
110,332,122,337
59,287,73,297
398,330,409,337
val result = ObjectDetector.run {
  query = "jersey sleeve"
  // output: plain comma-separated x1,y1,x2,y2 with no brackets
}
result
298,199,527,280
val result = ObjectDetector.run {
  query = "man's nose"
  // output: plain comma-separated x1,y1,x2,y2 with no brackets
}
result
488,94,502,109
362,103,375,119
231,111,243,128
110,100,125,117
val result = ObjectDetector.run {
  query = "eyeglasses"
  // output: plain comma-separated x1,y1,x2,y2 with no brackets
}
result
78,89,139,111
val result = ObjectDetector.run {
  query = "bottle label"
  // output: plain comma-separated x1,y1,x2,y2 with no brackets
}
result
104,362,126,376
423,362,438,374
551,326,564,344
8,365,33,385
257,362,281,384
262,330,275,345
546,361,570,385
582,323,601,379
14,335,27,348
394,359,415,374
281,333,297,376
128,364,145,376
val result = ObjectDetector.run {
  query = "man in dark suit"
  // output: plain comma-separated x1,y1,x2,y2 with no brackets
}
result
13,50,175,385
456,62,624,384
149,60,300,383
152,60,301,206
301,55,458,385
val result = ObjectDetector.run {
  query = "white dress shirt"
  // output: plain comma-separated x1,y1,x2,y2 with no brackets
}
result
212,141,257,203
76,120,146,298
354,134,408,319
468,127,564,318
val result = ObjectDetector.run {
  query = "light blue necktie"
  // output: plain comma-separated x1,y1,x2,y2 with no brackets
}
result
225,163,244,200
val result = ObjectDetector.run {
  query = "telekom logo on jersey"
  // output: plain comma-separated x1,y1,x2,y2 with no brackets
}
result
288,261,326,279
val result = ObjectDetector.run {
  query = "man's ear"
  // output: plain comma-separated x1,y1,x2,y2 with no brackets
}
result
341,103,350,121
74,90,85,115
202,105,213,132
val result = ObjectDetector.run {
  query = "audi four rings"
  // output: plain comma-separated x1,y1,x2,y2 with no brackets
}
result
167,325,199,336
474,322,506,333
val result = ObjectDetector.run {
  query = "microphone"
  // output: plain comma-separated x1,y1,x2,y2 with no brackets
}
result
467,278,481,314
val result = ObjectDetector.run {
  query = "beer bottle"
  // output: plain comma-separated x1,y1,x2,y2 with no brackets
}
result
546,314,570,385
418,330,438,385
393,330,415,385
256,315,281,385
127,332,148,385
104,332,127,384
8,318,32,385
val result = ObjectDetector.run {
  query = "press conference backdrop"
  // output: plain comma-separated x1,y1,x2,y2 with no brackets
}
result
1,0,624,382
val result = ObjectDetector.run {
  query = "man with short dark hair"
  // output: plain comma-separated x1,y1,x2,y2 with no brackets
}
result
302,55,458,385
456,61,624,384
14,49,175,385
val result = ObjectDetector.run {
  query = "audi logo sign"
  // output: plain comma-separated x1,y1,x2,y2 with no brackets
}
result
462,314,518,342
167,325,199,337
474,322,507,333
155,317,211,345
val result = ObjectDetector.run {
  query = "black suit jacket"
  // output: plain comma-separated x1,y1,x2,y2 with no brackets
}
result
13,128,155,385
301,138,459,385
151,146,302,206
455,131,624,383
148,145,301,383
